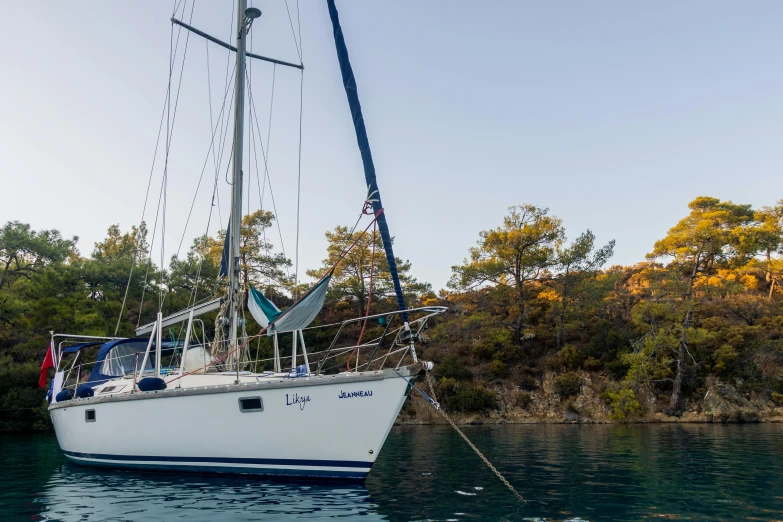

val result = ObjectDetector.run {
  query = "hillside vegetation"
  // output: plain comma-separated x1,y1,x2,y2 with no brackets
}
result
2,196,783,431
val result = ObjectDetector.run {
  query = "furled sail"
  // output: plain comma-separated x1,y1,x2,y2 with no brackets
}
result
219,221,230,278
326,0,409,323
250,275,332,335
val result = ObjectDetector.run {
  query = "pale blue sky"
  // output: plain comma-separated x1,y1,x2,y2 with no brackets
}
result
1,1,782,291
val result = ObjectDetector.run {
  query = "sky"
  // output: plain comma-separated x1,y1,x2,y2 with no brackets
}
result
1,1,782,291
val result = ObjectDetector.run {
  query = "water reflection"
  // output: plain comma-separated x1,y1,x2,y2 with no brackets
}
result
40,467,384,521
2,424,783,521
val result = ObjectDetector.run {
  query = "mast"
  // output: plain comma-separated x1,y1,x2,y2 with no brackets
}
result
166,4,302,372
226,0,260,375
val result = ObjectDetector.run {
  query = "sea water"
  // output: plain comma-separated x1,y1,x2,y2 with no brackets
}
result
1,424,782,521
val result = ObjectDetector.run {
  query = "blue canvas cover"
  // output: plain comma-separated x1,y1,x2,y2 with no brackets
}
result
88,338,154,385
219,222,230,278
61,342,102,354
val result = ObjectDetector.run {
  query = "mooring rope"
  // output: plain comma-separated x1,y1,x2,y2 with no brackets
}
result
395,367,526,505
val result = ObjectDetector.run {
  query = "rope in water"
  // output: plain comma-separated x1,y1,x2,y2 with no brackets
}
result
398,367,526,505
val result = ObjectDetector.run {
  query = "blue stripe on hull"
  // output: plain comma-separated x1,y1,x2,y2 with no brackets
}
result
62,452,370,480
62,450,372,468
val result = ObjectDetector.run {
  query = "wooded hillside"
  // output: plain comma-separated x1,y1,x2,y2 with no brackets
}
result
2,196,782,431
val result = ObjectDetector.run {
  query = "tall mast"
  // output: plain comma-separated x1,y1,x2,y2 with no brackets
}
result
227,0,260,372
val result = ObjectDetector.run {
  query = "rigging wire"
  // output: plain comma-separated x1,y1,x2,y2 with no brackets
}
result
247,58,286,294
181,39,236,312
262,65,276,207
294,68,304,299
163,2,238,311
159,0,197,310
292,0,304,299
133,0,191,328
211,0,237,232
247,79,289,279
174,61,236,259
346,219,376,371
167,209,384,384
262,65,277,292
284,0,303,63
113,66,169,335
247,21,277,297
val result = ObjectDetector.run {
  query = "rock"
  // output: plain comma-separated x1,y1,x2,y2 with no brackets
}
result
565,408,579,422
702,381,760,423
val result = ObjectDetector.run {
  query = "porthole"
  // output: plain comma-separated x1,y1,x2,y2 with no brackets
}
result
85,409,96,422
238,396,263,412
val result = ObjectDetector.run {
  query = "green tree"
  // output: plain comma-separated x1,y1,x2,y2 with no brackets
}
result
647,197,761,414
168,212,292,312
554,230,615,348
0,222,76,290
307,224,431,307
450,205,564,344
238,210,291,295
756,200,783,299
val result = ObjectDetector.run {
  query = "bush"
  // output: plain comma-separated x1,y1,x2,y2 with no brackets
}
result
772,392,783,407
547,345,586,371
553,372,582,397
0,356,51,432
471,328,513,361
437,356,474,381
436,377,497,413
487,359,506,378
600,385,641,420
583,357,601,371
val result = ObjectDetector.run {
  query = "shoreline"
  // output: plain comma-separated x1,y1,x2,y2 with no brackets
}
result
395,415,783,426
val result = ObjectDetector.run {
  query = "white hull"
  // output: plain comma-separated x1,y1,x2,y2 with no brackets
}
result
49,367,417,480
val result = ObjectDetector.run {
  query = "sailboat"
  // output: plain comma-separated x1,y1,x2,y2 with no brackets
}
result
45,0,444,480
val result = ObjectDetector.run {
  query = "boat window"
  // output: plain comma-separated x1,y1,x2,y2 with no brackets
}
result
239,397,263,412
100,341,153,377
85,409,96,422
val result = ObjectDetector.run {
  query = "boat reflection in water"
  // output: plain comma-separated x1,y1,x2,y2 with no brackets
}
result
38,464,385,521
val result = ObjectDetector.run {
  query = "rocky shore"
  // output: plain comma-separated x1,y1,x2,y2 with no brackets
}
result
396,371,783,425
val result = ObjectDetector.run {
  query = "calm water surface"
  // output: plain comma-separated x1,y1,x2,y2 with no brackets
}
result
1,424,782,521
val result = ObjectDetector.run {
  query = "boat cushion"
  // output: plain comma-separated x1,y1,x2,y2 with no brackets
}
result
55,389,74,402
76,385,94,398
137,377,167,392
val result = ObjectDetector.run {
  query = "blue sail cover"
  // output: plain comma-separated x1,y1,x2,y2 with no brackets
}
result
326,0,409,323
219,222,230,278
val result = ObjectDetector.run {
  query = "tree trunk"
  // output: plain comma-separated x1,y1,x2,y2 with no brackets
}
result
556,314,564,350
766,249,772,282
667,263,697,417
667,339,686,416
770,277,777,301
513,289,525,345
557,270,571,350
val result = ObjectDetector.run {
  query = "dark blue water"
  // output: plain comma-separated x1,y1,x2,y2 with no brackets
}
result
2,424,782,521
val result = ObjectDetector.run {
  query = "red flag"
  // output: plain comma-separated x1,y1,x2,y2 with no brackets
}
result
39,340,54,388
